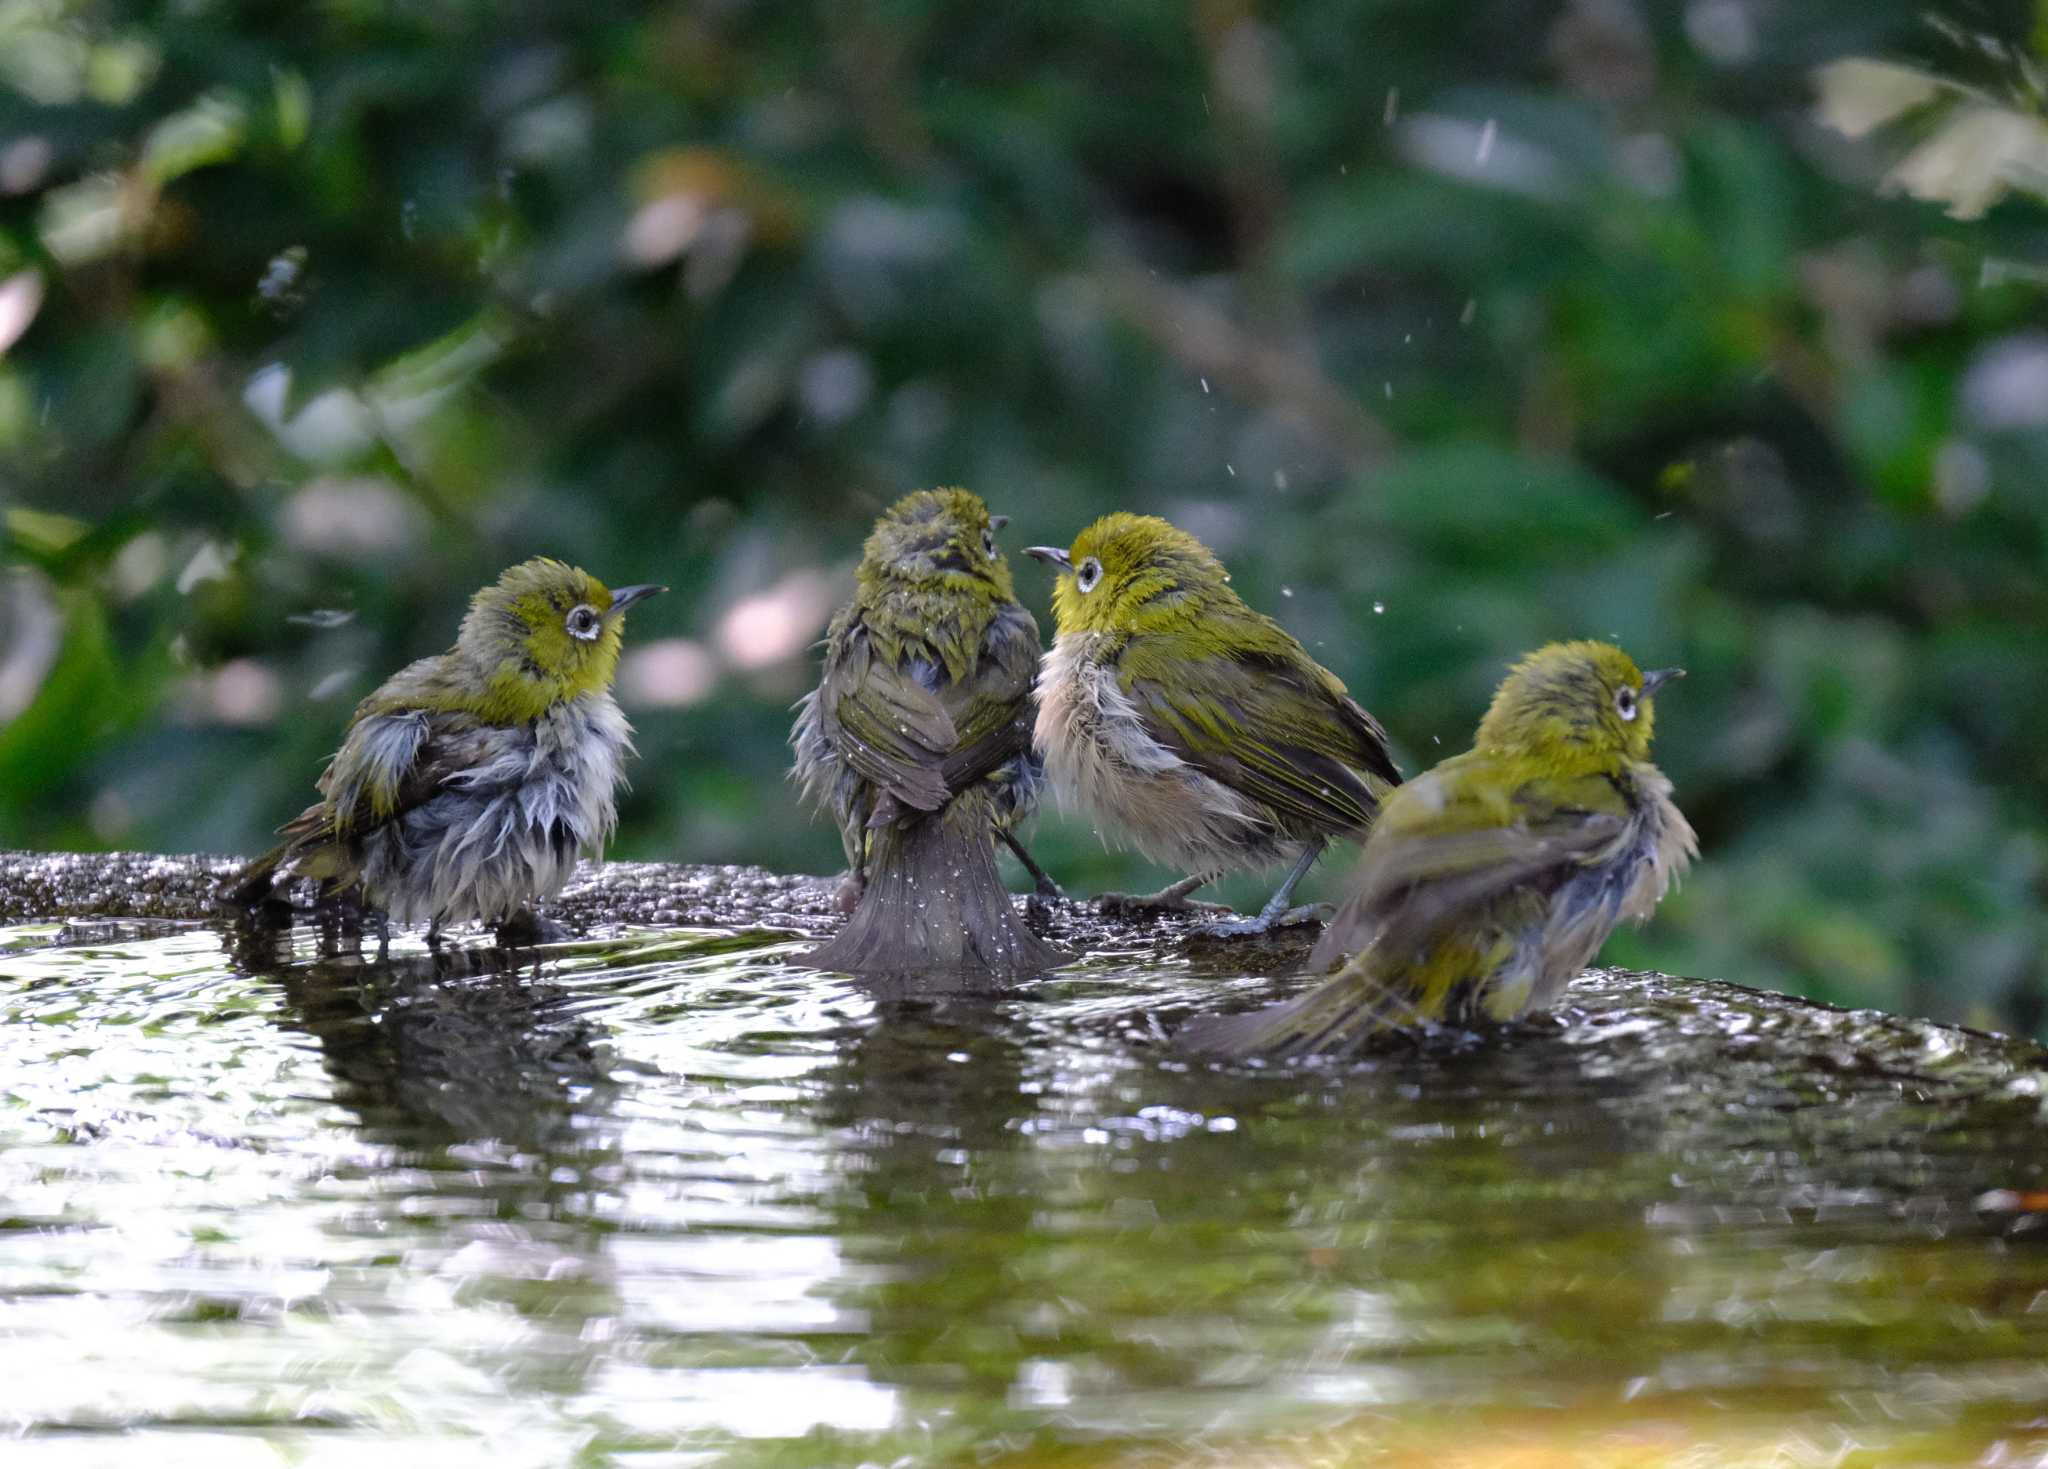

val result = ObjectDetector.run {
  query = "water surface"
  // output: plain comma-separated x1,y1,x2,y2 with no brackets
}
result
3,919,2047,1467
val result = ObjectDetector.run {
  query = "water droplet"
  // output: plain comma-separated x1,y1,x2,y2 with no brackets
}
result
1460,297,1478,325
1225,463,1236,477
1383,87,1400,126
1476,118,1497,165
1372,601,1385,615
1280,586,1293,598
1199,377,1210,394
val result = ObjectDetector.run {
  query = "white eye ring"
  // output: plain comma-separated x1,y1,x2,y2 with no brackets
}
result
1076,557,1103,594
1615,686,1638,722
981,529,997,558
566,604,602,641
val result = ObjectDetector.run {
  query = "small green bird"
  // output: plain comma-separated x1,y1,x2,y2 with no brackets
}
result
1182,641,1697,1056
1025,514,1400,936
223,558,664,943
792,488,1066,977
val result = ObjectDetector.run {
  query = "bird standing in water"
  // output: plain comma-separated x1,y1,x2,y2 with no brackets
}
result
1026,514,1400,936
792,488,1065,977
223,558,664,945
1182,642,1696,1056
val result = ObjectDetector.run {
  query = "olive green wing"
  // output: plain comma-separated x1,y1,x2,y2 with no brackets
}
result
1125,643,1399,839
1184,764,1638,1056
244,704,498,893
935,601,1040,795
1307,762,1634,971
816,618,956,814
298,709,498,840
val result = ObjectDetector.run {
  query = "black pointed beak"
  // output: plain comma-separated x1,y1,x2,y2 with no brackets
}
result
989,514,1010,531
1024,546,1073,572
1640,667,1684,699
608,584,667,615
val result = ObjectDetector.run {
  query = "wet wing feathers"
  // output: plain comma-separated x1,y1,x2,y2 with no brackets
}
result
1128,647,1393,836
1309,765,1634,969
936,603,1038,793
817,604,1036,812
817,626,956,812
285,707,498,847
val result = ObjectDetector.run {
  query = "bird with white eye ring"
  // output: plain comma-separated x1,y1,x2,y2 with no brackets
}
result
222,558,665,949
1025,512,1401,938
1181,641,1695,1055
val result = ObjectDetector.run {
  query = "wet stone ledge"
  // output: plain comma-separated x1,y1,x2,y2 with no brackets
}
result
0,847,1302,959
5,847,2048,1176
0,849,843,933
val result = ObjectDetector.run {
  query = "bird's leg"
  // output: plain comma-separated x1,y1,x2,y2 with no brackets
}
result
1098,871,1232,917
374,911,392,960
424,919,441,952
495,907,568,946
1193,841,1330,938
999,829,1065,901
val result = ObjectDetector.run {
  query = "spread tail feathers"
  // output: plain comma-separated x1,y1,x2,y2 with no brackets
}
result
803,805,1068,978
1178,962,1430,1058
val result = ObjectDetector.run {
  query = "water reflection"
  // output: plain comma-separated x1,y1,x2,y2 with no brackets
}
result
3,926,2048,1466
237,928,620,1152
813,998,1042,1411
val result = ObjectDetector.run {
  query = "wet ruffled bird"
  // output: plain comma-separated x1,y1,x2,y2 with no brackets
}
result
1026,514,1400,936
1182,641,1696,1056
221,559,664,944
792,488,1066,977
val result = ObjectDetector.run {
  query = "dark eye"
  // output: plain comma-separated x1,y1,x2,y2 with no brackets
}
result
1076,557,1103,594
1615,686,1638,722
981,528,997,558
566,605,602,640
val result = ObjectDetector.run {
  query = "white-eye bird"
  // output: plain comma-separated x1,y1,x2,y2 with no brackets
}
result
223,558,663,943
1182,642,1696,1056
1026,513,1400,936
792,488,1065,977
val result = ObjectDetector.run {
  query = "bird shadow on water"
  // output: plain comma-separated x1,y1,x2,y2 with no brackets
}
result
223,922,626,1156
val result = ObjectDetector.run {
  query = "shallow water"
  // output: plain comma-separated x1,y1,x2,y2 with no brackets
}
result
3,919,2047,1468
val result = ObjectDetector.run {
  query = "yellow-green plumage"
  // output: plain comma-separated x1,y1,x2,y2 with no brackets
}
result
1182,641,1697,1055
792,488,1066,977
1027,514,1399,932
222,558,663,936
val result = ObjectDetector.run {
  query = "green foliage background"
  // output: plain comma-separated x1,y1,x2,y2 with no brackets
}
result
3,0,2047,1032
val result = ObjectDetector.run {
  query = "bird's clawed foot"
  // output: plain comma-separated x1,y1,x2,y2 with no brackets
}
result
1097,873,1231,919
495,908,569,947
1190,902,1332,940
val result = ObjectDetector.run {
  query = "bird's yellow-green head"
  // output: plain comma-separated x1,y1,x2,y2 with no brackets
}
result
857,487,1017,604
1025,513,1232,637
1474,641,1681,768
456,558,665,721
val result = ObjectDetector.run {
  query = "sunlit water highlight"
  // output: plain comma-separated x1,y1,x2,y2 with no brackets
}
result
3,920,2047,1467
